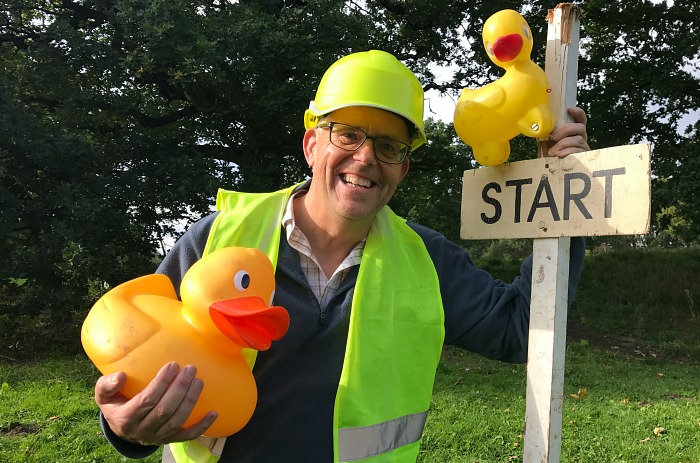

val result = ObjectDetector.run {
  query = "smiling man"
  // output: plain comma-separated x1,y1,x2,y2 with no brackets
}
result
93,50,590,463
297,106,413,277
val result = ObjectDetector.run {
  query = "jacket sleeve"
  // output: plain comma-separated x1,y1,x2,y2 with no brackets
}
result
409,222,585,364
99,412,159,458
155,212,219,294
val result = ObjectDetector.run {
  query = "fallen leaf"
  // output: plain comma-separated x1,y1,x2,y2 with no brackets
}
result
653,426,666,436
640,437,651,444
621,398,629,404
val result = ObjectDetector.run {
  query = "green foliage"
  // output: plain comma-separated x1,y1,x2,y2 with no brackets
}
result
1,0,699,357
572,248,700,356
472,246,700,358
472,238,533,281
578,0,700,240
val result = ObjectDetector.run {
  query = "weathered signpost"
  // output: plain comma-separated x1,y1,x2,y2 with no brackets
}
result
460,4,651,463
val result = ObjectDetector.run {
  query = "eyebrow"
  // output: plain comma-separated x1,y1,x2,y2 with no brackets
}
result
330,121,410,144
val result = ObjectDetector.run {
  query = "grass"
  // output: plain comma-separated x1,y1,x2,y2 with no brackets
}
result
0,356,161,462
1,247,699,461
419,344,699,463
1,345,698,462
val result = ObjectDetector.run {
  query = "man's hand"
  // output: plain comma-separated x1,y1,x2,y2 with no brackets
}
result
546,107,590,158
95,362,218,446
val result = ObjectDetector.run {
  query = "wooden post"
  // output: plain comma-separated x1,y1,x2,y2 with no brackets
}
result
523,5,582,463
459,4,649,461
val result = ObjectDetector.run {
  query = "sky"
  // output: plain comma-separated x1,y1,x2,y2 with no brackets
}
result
425,88,459,123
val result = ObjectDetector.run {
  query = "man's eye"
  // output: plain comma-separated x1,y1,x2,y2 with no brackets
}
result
338,131,361,143
377,140,397,154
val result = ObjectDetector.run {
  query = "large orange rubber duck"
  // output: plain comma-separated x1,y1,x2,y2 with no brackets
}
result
81,247,290,437
454,9,553,166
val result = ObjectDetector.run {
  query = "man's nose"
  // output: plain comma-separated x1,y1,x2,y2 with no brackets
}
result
353,139,377,164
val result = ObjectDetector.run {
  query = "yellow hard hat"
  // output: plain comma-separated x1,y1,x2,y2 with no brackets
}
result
304,50,427,151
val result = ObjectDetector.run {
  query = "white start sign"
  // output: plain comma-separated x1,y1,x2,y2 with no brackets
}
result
460,144,651,239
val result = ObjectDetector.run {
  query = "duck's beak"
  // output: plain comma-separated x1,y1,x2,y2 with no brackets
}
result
492,33,523,62
210,297,290,351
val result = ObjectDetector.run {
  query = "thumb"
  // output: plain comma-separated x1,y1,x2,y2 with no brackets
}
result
95,372,127,405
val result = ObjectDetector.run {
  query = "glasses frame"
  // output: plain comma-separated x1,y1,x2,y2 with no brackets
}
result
316,122,411,165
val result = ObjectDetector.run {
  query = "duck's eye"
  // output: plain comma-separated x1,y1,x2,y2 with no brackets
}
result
522,24,530,39
234,270,250,291
485,41,494,56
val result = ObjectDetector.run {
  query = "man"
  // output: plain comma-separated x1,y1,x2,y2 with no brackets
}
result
94,50,590,463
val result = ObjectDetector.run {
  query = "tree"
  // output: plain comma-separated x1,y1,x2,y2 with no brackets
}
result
1,0,698,356
0,0,514,355
577,0,700,242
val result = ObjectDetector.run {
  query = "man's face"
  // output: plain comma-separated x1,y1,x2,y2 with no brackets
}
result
303,106,411,224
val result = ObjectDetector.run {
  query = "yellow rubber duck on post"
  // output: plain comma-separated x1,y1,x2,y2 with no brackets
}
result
454,9,553,166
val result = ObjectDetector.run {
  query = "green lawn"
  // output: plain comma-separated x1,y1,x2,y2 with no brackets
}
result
420,344,700,463
1,343,698,462
0,356,161,462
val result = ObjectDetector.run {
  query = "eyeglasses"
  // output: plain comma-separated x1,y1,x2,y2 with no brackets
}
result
316,122,411,164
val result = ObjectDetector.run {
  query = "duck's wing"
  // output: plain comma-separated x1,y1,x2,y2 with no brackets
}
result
81,274,177,366
462,83,506,109
517,105,554,138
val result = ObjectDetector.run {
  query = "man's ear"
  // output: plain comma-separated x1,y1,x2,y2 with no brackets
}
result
398,157,410,182
303,128,318,167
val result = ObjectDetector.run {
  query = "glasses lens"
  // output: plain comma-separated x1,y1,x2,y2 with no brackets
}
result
330,124,365,150
374,138,409,164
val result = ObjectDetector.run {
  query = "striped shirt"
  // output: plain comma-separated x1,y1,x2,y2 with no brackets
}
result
282,192,365,306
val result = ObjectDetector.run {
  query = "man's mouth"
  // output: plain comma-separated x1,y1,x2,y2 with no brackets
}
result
340,173,373,188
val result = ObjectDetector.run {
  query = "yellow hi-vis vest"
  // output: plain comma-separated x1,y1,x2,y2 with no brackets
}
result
169,185,445,463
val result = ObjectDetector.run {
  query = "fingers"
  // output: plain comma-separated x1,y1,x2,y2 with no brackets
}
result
97,362,217,446
566,106,587,126
140,366,206,442
127,362,187,423
547,107,590,158
160,411,219,444
95,371,127,406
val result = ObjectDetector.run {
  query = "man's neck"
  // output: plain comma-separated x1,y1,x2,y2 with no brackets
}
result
293,193,370,278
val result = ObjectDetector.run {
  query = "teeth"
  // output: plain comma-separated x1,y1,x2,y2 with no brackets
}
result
342,174,371,188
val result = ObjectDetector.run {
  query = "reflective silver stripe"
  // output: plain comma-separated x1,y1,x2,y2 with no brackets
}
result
162,444,176,463
337,411,428,462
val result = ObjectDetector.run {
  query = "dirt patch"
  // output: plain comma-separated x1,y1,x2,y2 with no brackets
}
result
566,320,696,364
0,422,42,437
